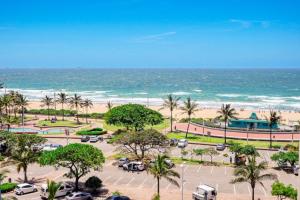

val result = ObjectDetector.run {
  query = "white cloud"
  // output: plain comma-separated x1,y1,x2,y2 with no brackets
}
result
134,31,176,43
229,19,270,29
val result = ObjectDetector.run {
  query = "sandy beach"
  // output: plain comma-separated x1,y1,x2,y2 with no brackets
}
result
27,101,300,125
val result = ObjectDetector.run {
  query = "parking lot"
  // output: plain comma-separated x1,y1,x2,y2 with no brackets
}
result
2,138,299,200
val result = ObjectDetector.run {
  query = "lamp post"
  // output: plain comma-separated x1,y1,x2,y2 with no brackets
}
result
180,162,186,200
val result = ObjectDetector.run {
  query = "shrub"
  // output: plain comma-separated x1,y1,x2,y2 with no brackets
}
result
112,190,122,196
152,193,160,200
0,183,17,193
78,113,104,119
76,128,107,135
26,109,77,116
85,176,102,193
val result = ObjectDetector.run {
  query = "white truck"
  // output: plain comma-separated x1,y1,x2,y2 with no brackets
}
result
192,184,217,200
40,182,73,199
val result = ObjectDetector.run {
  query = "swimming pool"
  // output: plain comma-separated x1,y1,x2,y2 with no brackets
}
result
9,128,64,134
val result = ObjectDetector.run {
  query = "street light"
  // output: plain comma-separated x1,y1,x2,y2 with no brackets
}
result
180,162,186,200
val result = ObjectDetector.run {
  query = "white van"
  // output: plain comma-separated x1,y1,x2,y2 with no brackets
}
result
192,184,217,200
40,183,73,199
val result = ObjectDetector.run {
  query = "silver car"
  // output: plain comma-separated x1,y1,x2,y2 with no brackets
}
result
15,183,37,195
66,192,93,200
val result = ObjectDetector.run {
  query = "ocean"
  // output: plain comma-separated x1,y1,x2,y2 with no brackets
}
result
1,68,300,110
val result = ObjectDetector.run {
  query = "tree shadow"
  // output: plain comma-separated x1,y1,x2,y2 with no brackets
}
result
16,177,46,184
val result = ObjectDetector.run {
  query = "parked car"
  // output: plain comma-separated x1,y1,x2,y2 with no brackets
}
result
40,182,73,199
89,136,98,143
106,195,130,200
32,144,43,151
118,157,129,167
123,161,145,171
165,159,175,168
277,159,288,169
169,138,179,146
177,139,188,148
81,136,90,142
216,144,226,151
293,165,299,175
15,183,37,195
42,144,62,151
192,184,217,200
66,192,93,200
97,136,104,142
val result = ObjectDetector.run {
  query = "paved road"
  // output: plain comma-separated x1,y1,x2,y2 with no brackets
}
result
2,138,299,200
174,123,300,141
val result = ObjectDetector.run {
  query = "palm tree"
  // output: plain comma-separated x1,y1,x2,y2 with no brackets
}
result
217,104,238,144
266,110,281,148
16,94,28,126
8,91,19,118
2,94,11,116
181,97,198,138
106,101,113,111
57,92,68,121
0,165,9,200
47,179,61,200
231,156,277,200
69,94,83,124
82,98,93,124
148,154,180,197
162,94,180,132
41,95,53,120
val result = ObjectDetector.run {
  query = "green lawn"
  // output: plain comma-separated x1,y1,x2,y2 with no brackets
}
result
37,120,80,127
102,119,170,132
167,132,293,149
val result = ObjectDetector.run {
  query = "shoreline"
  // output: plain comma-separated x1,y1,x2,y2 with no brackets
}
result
27,101,300,125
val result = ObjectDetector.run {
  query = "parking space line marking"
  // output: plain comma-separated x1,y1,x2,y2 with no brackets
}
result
210,166,214,174
103,176,112,182
138,178,148,189
233,184,236,195
184,166,189,173
216,183,219,191
152,182,157,189
224,166,227,175
166,183,172,190
126,177,135,186
113,176,123,185
261,185,267,197
247,185,251,196
197,165,202,173
53,172,65,180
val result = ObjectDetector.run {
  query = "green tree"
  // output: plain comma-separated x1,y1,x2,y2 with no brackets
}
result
181,97,198,138
231,156,277,200
271,151,299,167
204,147,219,163
82,98,93,124
85,176,102,194
105,104,163,131
41,95,53,120
57,92,68,121
266,110,281,148
162,94,180,132
193,148,205,161
240,145,259,157
271,181,298,200
216,104,238,144
16,94,28,126
6,134,46,182
148,154,180,197
39,143,105,191
113,129,168,160
69,94,83,124
47,180,62,200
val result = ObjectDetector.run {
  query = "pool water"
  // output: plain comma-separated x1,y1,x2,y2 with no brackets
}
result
9,128,64,134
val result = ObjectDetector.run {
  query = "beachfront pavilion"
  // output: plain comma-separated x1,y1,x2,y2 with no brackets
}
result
228,112,278,130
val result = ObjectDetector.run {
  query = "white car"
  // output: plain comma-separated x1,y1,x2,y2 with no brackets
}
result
177,139,188,148
123,161,145,171
192,184,217,200
66,192,93,200
42,144,62,151
89,136,98,143
293,165,299,175
40,182,73,199
15,183,37,195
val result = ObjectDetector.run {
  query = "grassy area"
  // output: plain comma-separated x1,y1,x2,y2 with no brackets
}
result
102,119,170,132
167,132,293,149
37,120,80,127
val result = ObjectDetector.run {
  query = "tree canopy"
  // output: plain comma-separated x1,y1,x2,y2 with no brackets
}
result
271,181,298,200
113,129,168,160
39,143,105,191
271,151,299,167
104,104,163,130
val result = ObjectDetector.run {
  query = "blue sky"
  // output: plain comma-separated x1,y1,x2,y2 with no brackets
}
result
0,0,300,68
